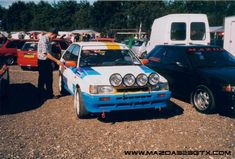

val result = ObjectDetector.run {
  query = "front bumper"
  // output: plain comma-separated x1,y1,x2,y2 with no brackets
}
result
82,91,171,113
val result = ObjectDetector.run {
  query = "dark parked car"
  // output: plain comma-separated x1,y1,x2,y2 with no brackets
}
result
0,58,9,112
146,45,235,113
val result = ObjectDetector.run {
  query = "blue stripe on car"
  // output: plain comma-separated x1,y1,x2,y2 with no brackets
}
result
140,65,154,74
76,67,101,79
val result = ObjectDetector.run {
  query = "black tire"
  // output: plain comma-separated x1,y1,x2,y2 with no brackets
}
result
59,74,68,95
6,56,15,65
191,85,215,114
74,88,89,119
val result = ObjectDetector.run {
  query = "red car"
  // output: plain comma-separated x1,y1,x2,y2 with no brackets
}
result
0,38,36,65
17,39,68,70
17,41,38,69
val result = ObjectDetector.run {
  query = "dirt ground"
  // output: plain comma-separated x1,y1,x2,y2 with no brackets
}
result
0,65,234,159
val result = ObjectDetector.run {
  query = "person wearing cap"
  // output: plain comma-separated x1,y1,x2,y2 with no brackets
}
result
37,28,64,101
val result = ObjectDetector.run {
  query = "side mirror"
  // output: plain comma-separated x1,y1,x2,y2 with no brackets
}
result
65,60,77,67
141,59,149,65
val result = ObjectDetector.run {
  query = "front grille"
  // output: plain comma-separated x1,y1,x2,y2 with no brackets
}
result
115,86,150,93
97,100,162,107
116,95,151,100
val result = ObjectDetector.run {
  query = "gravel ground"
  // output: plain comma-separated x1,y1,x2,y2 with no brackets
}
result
0,65,234,159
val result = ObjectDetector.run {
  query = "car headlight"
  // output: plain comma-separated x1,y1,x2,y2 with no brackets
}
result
152,82,169,91
89,85,114,94
123,74,135,86
110,73,122,87
148,73,160,85
136,73,148,86
223,84,235,92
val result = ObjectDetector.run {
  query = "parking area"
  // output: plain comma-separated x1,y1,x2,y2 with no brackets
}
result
0,66,234,159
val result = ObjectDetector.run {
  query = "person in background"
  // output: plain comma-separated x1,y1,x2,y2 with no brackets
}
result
74,33,80,42
37,28,64,101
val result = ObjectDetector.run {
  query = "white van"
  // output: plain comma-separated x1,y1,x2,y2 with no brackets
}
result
223,16,235,56
146,14,210,53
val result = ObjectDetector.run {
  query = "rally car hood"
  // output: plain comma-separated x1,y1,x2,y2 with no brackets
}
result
78,65,167,85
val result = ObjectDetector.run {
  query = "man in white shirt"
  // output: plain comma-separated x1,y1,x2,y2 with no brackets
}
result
37,28,64,101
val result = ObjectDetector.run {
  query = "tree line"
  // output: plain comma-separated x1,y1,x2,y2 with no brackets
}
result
0,0,234,36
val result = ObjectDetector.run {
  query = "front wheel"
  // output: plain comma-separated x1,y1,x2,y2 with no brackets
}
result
191,85,215,114
74,88,89,119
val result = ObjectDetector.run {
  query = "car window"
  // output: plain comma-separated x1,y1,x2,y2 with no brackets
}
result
187,47,235,68
0,37,7,48
171,22,186,41
70,45,80,61
17,41,26,49
6,40,18,48
190,22,206,40
163,47,188,65
79,49,141,67
22,43,38,51
59,41,68,50
62,44,76,61
146,46,166,59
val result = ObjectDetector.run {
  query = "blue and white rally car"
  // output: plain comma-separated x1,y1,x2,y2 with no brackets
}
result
59,42,171,118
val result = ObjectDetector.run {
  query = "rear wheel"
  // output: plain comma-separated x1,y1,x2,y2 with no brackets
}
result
191,85,215,113
6,56,15,65
74,88,89,119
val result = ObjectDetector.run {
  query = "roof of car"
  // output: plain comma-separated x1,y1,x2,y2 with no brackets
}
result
73,41,125,46
158,44,221,48
71,41,129,50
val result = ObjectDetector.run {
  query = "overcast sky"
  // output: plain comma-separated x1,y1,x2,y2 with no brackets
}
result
0,0,95,8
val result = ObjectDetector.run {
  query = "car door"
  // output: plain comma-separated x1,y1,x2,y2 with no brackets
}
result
2,40,18,56
61,44,80,94
161,46,193,96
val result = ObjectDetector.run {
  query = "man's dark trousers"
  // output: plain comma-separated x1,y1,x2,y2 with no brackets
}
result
38,59,53,98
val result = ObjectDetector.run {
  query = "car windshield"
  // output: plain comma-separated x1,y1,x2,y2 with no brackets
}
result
22,43,37,51
187,48,235,68
79,49,141,67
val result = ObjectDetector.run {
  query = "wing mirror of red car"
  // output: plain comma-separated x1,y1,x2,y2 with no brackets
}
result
141,59,149,65
65,61,77,67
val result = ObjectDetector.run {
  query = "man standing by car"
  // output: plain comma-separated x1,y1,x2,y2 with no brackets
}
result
37,28,63,101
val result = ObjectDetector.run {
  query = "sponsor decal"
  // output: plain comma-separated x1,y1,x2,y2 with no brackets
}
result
76,67,101,79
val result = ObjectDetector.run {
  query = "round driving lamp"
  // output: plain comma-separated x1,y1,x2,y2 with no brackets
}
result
123,74,135,86
109,73,122,87
136,74,148,86
149,73,160,85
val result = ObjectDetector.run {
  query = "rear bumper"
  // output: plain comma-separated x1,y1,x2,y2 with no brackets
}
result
217,92,235,109
82,91,171,113
17,58,37,67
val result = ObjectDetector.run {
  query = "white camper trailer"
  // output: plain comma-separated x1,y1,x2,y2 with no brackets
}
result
223,16,235,56
146,14,210,53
